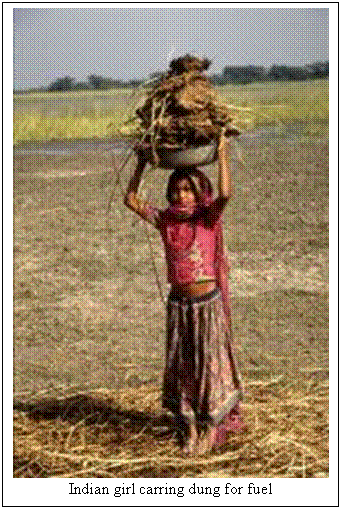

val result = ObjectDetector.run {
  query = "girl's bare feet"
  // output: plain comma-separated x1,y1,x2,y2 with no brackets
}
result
182,422,198,455
197,425,216,455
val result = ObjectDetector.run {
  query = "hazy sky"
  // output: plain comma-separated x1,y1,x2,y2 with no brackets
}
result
13,7,329,90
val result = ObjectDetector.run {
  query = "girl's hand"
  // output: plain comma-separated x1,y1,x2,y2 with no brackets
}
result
215,129,233,203
218,131,232,155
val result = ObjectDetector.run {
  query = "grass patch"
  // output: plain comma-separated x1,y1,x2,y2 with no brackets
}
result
219,80,328,130
13,80,328,144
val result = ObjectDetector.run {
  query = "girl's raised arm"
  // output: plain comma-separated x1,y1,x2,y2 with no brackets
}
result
206,133,233,222
124,150,160,227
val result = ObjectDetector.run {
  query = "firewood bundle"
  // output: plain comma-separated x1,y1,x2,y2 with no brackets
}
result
135,55,240,150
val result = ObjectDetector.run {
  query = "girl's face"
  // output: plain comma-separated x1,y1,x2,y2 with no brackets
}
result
170,178,197,207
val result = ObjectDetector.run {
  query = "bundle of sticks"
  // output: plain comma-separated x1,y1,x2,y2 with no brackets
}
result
135,55,240,151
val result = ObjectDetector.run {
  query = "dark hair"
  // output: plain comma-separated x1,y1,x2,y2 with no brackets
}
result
166,167,213,204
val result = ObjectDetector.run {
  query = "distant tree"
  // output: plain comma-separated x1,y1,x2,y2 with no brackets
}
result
222,66,241,84
222,65,266,85
48,76,76,91
306,61,329,79
210,73,226,86
33,60,330,95
88,74,105,89
268,65,289,81
247,65,267,82
268,65,310,81
73,81,90,91
88,74,132,90
268,63,322,80
289,66,309,81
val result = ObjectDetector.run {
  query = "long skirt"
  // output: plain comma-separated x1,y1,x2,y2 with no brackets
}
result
162,288,245,440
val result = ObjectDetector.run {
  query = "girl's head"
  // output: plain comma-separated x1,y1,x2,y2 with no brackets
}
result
166,167,213,207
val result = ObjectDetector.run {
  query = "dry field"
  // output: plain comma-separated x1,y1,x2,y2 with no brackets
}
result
13,131,328,478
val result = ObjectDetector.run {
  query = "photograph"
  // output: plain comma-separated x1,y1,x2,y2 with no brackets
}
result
12,5,330,484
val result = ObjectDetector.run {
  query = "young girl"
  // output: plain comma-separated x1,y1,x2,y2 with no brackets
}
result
124,134,245,454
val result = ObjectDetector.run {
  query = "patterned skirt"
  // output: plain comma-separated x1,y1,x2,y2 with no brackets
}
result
162,288,245,438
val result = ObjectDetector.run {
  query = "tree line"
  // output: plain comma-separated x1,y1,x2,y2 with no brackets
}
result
16,61,329,93
211,61,329,85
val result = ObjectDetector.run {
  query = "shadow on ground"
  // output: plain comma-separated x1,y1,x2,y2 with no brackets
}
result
14,393,174,432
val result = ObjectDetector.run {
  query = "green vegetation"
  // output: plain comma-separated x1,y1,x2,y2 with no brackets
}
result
16,62,328,94
13,79,328,144
219,80,329,135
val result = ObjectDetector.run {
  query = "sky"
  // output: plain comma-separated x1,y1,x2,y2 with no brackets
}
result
13,7,329,90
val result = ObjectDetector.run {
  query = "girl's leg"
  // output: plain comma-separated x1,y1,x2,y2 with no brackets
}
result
197,423,216,455
173,412,198,454
182,420,198,455
178,405,199,455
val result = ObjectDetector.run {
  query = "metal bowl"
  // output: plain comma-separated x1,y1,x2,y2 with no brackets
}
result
142,141,218,169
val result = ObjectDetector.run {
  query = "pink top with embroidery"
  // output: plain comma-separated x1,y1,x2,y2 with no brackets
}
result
142,199,231,323
145,204,221,286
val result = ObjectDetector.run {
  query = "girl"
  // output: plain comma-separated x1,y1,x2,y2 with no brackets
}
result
124,134,245,454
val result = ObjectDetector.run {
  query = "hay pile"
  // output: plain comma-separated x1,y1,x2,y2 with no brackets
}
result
135,55,240,151
13,380,328,478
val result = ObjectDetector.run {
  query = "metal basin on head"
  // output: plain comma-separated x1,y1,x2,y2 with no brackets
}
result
142,141,218,169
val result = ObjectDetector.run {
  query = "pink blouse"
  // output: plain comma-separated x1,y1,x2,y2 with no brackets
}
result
145,205,221,286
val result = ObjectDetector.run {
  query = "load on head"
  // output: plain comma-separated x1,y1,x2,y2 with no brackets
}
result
135,54,240,156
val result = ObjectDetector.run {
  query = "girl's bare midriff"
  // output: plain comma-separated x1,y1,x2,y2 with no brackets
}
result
171,280,217,298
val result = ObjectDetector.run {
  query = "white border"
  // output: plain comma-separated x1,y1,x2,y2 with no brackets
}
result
5,3,337,507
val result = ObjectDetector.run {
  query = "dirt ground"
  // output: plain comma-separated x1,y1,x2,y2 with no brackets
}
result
13,134,329,392
13,132,329,477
